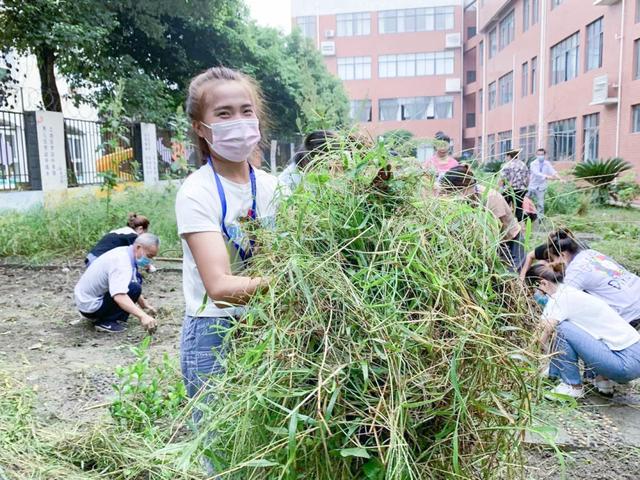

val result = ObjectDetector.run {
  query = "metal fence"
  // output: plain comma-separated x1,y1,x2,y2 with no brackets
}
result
0,110,29,191
64,118,138,186
155,127,197,179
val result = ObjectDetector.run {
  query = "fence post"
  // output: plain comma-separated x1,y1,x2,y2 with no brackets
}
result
270,140,277,174
24,111,68,196
133,122,159,186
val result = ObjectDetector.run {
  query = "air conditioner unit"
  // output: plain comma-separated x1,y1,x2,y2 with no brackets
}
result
593,0,621,5
590,74,618,105
320,41,336,56
325,29,335,38
446,78,462,93
445,33,462,49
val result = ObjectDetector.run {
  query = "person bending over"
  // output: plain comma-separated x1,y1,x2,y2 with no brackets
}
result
75,233,159,333
526,264,640,399
85,213,150,266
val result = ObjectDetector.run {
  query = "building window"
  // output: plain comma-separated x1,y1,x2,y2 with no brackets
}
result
488,134,496,159
499,10,515,50
350,100,372,122
522,62,529,97
337,12,371,36
467,113,476,128
550,32,580,85
498,131,512,159
378,7,454,34
531,56,538,94
295,16,316,40
479,88,483,113
586,17,603,71
498,71,513,105
583,113,599,161
635,39,640,80
476,136,483,157
488,82,497,110
337,56,371,80
551,0,564,9
523,0,530,32
519,124,537,160
378,96,454,121
532,0,539,24
548,118,577,161
633,105,640,132
467,70,477,83
637,0,640,23
479,41,484,66
489,28,497,58
378,51,454,78
468,26,477,39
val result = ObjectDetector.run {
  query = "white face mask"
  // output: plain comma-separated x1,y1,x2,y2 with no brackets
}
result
201,118,261,163
536,155,545,161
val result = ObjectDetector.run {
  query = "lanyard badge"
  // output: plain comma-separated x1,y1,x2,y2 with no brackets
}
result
208,157,257,261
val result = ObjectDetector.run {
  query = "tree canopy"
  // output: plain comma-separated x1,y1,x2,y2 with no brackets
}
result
0,0,349,137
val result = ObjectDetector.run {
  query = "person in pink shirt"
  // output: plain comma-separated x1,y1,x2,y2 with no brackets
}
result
422,131,459,177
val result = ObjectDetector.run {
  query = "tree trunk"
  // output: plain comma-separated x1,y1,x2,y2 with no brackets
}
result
35,46,77,184
35,46,62,112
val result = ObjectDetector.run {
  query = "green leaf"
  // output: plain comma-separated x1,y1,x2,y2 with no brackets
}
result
339,448,370,459
245,459,280,467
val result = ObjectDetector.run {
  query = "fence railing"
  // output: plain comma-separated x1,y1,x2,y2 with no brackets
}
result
0,110,30,191
64,118,138,186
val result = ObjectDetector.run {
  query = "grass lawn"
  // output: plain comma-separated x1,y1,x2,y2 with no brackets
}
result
541,205,640,274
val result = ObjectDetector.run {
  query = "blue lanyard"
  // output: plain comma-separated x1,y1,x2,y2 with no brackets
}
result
208,157,257,261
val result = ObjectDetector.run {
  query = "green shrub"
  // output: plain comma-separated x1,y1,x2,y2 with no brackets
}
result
110,337,186,435
573,158,632,205
0,184,180,260
544,181,589,216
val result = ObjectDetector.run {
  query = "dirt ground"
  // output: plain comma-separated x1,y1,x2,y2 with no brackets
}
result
0,262,184,424
1,262,639,479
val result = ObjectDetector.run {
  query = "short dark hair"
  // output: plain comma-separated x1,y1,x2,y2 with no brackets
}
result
434,131,451,144
525,263,564,287
536,148,546,154
440,164,476,191
506,149,520,159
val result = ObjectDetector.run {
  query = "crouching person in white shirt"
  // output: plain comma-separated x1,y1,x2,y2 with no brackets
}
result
526,263,640,399
74,233,159,334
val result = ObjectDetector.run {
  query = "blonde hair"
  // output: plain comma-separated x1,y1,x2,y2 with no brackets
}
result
185,66,268,164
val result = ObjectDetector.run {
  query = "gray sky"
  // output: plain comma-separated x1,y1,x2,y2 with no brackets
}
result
245,0,292,33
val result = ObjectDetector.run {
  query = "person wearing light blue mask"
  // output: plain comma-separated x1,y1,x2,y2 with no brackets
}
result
525,263,640,400
528,148,561,219
74,234,160,333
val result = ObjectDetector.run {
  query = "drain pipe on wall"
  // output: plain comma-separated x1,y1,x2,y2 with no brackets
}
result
615,0,626,158
537,0,548,151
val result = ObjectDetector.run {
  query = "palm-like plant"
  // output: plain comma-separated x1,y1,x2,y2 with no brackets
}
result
573,157,632,204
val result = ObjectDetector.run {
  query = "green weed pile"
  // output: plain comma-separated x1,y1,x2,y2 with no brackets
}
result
193,148,539,479
0,184,180,260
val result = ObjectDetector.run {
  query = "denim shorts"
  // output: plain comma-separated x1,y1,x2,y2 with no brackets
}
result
180,315,233,399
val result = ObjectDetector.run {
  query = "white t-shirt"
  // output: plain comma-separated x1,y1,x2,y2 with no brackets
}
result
564,249,640,323
110,226,137,235
278,163,302,191
175,164,282,317
528,158,557,190
543,284,640,351
74,246,137,313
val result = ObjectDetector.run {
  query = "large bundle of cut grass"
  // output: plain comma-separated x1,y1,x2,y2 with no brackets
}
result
195,143,539,479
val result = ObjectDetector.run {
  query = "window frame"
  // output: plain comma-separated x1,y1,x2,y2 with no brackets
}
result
582,113,600,161
550,32,580,86
337,56,372,80
548,117,577,161
336,12,371,37
522,62,529,97
499,10,515,50
498,71,514,106
585,17,604,72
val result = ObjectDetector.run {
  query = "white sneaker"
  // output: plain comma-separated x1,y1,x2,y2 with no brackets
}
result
585,376,616,395
547,382,585,400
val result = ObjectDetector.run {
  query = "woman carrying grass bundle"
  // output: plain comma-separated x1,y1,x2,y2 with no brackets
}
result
523,229,640,326
440,164,525,271
525,264,640,399
175,67,282,404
